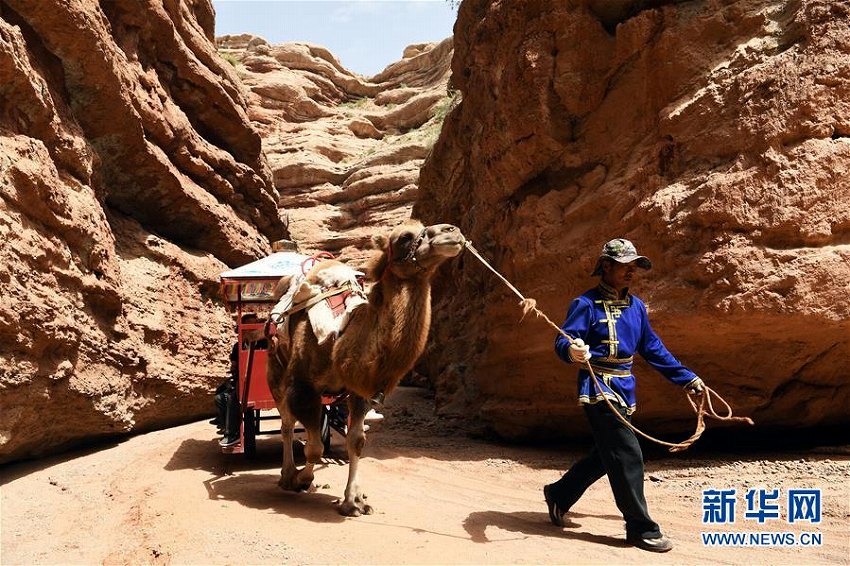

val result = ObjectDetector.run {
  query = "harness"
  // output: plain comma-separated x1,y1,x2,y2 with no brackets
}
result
280,281,362,318
381,228,427,280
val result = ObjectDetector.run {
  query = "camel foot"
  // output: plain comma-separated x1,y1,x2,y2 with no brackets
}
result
278,477,313,492
338,494,373,516
338,501,374,517
277,468,314,492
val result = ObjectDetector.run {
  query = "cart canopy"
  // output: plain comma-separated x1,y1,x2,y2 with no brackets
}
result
220,252,310,280
220,252,310,304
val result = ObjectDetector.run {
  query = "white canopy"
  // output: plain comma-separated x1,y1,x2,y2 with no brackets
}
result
219,252,310,280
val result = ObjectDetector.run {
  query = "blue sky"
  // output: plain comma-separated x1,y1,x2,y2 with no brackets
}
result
212,1,457,77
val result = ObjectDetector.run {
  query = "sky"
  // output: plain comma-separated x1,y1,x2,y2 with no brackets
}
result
211,1,458,77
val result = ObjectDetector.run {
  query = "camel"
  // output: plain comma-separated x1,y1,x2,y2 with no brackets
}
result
267,220,465,516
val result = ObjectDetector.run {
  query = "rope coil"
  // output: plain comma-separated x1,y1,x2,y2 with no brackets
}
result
463,240,754,452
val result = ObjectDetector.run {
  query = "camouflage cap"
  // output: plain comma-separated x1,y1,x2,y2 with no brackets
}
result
591,238,652,276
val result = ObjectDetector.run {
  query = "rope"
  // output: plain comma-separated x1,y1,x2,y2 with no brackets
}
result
463,241,754,452
301,251,335,274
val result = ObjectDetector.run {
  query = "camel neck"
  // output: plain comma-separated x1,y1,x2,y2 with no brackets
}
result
370,276,432,347
379,276,431,310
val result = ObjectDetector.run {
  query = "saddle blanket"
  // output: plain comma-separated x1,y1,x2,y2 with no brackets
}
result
271,260,367,345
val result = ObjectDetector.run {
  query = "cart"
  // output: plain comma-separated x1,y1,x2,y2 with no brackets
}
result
219,252,349,457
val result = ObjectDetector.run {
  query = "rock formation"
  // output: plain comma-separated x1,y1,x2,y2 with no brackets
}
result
216,34,455,265
0,0,286,463
3,0,847,464
416,0,850,439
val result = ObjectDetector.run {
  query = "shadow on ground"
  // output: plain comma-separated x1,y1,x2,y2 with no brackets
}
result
462,510,627,547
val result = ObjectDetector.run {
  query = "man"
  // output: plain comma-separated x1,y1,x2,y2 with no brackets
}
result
544,238,705,553
216,340,241,447
216,313,261,448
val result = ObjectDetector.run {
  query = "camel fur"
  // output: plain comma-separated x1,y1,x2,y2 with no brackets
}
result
267,220,465,516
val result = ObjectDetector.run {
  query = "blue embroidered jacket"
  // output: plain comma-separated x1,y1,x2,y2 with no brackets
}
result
554,282,699,414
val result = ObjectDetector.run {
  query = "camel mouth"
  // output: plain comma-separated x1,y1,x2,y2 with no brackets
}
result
429,235,465,257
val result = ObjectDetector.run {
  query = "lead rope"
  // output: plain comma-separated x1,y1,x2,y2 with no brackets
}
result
463,241,754,452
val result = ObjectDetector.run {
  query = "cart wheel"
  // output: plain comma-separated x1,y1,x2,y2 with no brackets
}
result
243,409,257,458
321,406,331,453
326,402,346,436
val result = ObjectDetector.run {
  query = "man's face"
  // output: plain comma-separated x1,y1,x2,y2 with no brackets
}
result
602,260,638,290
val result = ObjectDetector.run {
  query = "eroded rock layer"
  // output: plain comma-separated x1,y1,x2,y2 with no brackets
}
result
416,0,850,439
217,34,455,265
0,0,286,462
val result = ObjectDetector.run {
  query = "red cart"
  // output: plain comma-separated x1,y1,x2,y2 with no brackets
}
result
219,251,348,456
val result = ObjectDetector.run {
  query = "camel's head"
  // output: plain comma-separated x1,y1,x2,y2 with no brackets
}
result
371,220,465,280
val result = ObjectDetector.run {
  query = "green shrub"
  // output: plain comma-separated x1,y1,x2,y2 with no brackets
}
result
219,51,240,67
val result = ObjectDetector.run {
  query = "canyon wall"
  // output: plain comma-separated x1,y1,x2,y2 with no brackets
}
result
416,0,850,439
0,0,287,463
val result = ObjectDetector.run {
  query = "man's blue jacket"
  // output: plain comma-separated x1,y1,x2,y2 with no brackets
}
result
555,281,699,414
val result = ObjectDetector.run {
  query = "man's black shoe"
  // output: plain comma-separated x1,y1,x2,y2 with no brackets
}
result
219,436,240,448
626,533,673,553
209,418,220,426
543,484,564,527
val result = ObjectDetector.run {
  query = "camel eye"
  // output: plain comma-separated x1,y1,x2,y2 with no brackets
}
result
399,233,413,243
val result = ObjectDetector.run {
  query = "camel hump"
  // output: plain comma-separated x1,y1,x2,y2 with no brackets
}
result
306,260,364,291
273,260,366,317
290,260,367,345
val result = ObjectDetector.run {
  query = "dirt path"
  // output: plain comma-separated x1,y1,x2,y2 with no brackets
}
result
2,387,848,565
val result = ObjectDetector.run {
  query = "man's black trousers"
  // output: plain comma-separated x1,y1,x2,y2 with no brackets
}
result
548,402,661,538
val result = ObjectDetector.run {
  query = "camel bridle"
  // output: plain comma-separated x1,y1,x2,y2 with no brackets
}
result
381,227,428,280
400,228,428,265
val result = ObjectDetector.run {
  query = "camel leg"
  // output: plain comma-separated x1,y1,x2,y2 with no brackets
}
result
339,395,373,516
293,407,326,491
277,411,304,491
303,422,324,464
277,410,318,491
280,381,324,492
267,349,304,491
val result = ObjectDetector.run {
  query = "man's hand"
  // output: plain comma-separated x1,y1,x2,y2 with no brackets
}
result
685,377,705,395
568,338,591,363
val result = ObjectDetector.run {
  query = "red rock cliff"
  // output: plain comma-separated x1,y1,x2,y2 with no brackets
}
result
417,0,850,439
0,0,286,463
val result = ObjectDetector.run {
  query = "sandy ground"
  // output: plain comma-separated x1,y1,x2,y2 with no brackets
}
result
1,386,848,565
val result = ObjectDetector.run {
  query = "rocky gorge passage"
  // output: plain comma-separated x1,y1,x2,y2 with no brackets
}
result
2,387,848,565
2,0,849,468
